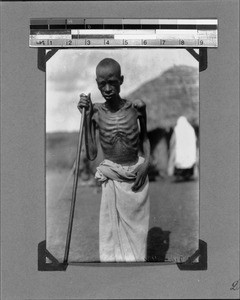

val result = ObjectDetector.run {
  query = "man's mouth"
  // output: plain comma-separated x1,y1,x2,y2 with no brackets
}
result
104,94,114,99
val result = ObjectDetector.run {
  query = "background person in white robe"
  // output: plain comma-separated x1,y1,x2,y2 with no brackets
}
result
168,116,198,181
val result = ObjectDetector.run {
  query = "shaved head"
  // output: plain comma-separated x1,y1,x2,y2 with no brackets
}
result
96,58,121,77
95,58,124,102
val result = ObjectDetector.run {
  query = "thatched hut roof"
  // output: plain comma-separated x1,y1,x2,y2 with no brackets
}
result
128,65,199,131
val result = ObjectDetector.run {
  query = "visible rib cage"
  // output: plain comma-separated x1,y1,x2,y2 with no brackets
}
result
95,101,140,163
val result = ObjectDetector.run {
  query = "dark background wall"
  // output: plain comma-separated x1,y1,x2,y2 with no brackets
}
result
1,1,239,299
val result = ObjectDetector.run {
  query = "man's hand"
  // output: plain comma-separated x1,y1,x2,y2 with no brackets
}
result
132,162,149,192
77,93,93,116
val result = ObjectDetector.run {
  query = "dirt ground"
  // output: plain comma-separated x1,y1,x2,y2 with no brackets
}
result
46,170,199,264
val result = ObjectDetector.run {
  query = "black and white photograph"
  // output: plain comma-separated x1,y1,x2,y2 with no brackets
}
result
1,0,239,299
46,48,199,263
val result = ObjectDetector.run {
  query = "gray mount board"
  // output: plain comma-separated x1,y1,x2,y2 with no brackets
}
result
1,1,239,299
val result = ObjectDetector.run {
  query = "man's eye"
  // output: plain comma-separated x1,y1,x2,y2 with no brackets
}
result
109,81,118,85
98,80,118,87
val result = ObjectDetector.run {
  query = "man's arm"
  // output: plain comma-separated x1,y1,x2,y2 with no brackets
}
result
77,93,98,161
132,100,151,191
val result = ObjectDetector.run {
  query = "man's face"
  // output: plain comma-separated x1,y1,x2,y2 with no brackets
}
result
96,65,123,101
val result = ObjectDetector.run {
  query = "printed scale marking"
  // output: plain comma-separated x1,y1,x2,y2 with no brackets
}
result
29,19,218,48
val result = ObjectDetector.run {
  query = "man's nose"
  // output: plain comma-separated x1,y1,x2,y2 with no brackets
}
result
105,84,111,92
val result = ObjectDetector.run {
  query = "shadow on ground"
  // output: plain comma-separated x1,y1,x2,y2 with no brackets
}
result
146,227,171,262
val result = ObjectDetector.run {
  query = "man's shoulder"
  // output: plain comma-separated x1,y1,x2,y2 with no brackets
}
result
130,99,147,117
131,99,146,109
123,99,146,109
92,102,103,113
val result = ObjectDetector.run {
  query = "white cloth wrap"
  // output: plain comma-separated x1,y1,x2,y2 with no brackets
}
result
95,157,150,262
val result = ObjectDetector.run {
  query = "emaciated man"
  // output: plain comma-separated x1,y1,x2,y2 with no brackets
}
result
78,58,150,262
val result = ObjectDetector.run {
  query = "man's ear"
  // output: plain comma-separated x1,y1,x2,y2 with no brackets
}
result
120,75,124,85
96,78,100,90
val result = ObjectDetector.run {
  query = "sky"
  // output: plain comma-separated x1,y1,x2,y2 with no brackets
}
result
46,48,198,132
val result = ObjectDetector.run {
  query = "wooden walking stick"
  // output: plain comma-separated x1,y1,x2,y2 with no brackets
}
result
63,106,86,265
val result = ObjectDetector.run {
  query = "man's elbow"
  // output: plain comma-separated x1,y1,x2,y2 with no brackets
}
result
87,149,97,161
142,135,150,145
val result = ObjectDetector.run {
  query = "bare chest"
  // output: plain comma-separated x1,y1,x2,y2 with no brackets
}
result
97,106,139,135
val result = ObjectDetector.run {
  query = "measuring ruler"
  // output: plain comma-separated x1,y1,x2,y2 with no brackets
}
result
29,18,218,48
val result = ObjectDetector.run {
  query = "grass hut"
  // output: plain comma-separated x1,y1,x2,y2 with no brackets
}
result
128,65,199,179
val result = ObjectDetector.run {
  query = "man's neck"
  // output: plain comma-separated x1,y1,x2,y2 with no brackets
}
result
105,97,125,112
